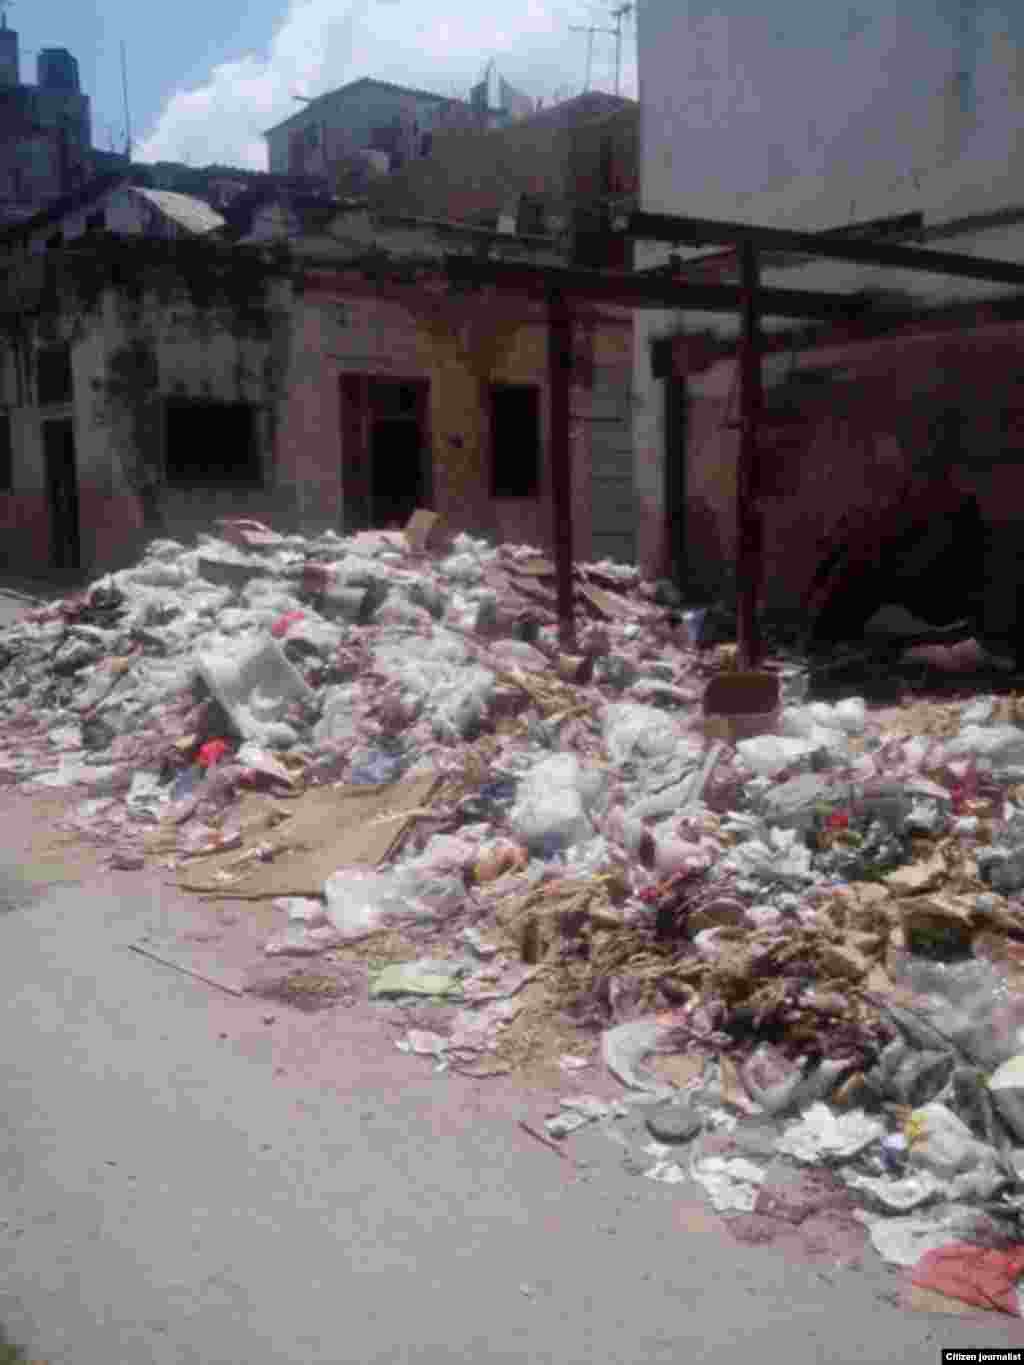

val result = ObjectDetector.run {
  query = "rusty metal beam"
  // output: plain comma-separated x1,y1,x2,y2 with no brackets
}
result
736,241,764,669
547,288,576,651
637,211,926,282
445,254,871,320
625,210,1024,288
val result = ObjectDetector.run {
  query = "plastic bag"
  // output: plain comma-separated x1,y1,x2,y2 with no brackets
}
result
736,734,818,778
264,924,341,957
368,959,466,1000
776,1103,884,1163
691,1155,766,1213
324,865,464,940
511,754,605,855
945,725,1024,768
348,746,406,785
601,1017,675,1095
603,703,683,765
905,1102,994,1179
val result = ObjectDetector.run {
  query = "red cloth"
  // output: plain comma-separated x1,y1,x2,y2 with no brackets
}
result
911,1242,1024,1316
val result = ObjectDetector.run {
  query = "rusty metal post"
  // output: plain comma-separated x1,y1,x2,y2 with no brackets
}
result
548,288,576,651
737,240,764,668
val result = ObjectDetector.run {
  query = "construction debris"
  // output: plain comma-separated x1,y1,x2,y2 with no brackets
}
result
10,518,1024,1309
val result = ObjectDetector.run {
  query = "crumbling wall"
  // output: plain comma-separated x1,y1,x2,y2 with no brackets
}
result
0,239,293,575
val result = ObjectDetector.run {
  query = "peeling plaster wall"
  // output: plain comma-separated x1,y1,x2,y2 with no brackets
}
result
0,254,292,574
282,277,633,558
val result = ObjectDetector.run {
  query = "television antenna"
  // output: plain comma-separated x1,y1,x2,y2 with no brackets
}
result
610,3,633,97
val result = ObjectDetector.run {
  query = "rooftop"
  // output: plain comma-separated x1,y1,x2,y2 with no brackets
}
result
133,187,226,236
263,76,459,138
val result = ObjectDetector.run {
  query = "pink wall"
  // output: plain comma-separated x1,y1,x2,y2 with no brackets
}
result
676,317,1024,607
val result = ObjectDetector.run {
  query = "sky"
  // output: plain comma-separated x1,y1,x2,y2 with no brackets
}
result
17,0,638,172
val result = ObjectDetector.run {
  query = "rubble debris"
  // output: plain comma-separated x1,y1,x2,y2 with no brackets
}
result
12,515,1024,1297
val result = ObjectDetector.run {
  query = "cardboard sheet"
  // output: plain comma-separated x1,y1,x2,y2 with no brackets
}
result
175,774,441,899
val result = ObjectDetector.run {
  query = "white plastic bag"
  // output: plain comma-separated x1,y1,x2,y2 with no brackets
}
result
776,1103,884,1163
945,725,1024,767
603,703,682,765
736,734,816,778
511,754,605,854
906,1102,994,1179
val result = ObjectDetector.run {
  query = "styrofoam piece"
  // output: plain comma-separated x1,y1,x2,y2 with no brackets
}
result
194,634,314,744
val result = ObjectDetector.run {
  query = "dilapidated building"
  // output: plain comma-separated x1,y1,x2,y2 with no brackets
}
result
0,198,636,576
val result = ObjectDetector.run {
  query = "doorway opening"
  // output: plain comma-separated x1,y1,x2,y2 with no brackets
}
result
339,376,430,530
42,417,80,570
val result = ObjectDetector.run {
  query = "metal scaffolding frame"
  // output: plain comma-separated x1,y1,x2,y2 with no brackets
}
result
445,210,1024,661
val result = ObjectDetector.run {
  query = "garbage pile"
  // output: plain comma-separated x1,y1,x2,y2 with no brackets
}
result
6,517,1024,1311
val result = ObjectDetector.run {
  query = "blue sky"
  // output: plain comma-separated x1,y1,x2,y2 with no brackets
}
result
17,0,636,170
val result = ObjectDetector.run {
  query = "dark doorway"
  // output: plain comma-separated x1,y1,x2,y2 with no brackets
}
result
489,385,541,498
339,377,430,530
42,417,80,570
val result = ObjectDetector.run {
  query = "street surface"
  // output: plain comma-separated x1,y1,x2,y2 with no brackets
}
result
1,788,1024,1364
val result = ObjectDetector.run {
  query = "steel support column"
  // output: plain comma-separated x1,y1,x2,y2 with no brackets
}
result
548,288,576,650
737,241,764,668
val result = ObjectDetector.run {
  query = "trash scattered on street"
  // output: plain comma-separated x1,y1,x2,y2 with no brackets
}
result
776,1105,886,1165
12,517,1024,1301
691,1155,767,1212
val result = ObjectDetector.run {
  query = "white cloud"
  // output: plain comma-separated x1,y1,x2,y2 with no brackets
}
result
137,0,637,169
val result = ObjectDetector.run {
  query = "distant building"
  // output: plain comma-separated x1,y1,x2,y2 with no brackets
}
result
374,92,638,264
0,19,92,225
263,77,466,185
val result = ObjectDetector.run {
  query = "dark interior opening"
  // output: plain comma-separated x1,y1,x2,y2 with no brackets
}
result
42,416,80,571
165,401,261,487
36,344,72,405
368,380,428,527
490,384,541,498
0,411,12,492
